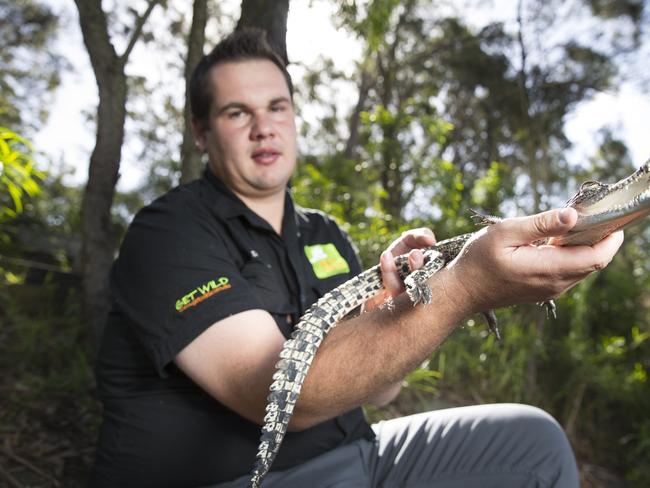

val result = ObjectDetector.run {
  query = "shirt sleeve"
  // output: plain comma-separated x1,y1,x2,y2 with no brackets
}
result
110,192,262,376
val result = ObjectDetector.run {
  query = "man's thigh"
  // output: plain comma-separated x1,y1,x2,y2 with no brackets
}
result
365,403,579,488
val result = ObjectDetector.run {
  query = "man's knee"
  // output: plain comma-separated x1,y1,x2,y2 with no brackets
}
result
503,404,571,451
495,404,578,486
370,404,578,487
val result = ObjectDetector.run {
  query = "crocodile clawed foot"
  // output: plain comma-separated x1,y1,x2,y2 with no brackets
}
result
483,309,501,341
405,273,433,305
405,276,421,304
540,300,557,319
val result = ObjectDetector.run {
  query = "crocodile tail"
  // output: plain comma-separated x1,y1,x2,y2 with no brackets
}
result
248,319,322,487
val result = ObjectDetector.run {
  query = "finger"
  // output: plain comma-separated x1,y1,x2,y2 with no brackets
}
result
516,229,624,278
387,228,436,256
380,250,405,296
363,290,389,312
558,229,623,274
579,229,624,272
499,208,578,247
408,249,425,271
592,229,625,256
363,252,397,311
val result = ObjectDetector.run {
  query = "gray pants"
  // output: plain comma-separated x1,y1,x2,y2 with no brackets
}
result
217,403,579,488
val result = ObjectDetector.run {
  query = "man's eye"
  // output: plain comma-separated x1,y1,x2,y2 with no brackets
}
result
271,104,286,112
227,110,245,119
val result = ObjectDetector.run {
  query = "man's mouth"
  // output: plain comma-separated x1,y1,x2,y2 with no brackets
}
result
251,148,281,165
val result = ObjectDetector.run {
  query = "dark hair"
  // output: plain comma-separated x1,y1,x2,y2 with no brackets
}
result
190,28,293,130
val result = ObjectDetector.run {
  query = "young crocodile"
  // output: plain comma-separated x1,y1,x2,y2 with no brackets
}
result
248,159,650,488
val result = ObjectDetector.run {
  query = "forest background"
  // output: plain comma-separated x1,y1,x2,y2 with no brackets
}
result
1,0,650,486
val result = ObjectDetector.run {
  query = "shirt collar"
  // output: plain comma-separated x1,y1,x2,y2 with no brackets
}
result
203,167,247,219
203,166,301,234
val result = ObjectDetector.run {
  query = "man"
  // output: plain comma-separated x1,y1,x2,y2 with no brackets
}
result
89,29,623,488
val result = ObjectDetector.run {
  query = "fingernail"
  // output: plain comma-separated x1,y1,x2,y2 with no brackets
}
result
559,208,573,224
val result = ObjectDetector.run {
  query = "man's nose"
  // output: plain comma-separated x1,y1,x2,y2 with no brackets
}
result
250,111,274,140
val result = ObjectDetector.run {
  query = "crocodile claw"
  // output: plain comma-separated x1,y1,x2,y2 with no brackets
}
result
542,300,557,319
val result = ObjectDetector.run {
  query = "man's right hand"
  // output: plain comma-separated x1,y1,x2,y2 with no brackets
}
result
444,207,624,316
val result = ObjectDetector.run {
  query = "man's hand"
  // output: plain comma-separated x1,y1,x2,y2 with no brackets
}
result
445,207,624,315
363,228,437,311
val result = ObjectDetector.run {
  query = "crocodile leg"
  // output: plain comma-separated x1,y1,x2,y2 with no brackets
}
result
482,309,501,341
404,249,445,305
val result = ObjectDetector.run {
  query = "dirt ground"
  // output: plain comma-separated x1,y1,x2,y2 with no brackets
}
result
0,384,98,488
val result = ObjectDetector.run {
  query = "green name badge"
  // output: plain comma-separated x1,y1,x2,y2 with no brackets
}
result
304,243,350,279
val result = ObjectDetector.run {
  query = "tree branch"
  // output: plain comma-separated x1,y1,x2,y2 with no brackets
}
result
237,0,289,63
344,63,373,161
180,0,208,183
74,0,118,79
120,0,159,65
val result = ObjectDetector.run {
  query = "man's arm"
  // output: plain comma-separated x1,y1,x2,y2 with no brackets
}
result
174,308,286,424
175,207,623,430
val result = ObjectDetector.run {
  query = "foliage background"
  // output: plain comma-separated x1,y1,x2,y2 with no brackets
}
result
1,0,649,486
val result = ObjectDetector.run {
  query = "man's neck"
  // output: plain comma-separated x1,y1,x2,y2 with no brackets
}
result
239,191,286,235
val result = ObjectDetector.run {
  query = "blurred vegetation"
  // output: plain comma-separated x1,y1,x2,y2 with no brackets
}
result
2,0,649,486
0,0,63,131
0,272,99,487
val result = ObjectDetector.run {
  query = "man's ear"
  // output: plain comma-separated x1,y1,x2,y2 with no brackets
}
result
191,117,207,152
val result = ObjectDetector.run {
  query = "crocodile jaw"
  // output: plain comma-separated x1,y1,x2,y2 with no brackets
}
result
549,160,650,246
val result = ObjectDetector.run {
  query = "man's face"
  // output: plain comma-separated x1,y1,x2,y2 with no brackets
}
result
194,59,297,202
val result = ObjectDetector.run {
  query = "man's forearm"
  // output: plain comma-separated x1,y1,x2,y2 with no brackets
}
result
290,267,469,429
367,380,402,407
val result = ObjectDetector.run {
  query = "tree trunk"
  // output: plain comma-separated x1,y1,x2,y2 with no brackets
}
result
80,73,127,348
344,66,373,161
516,0,541,213
180,0,208,184
236,0,290,63
74,0,158,348
376,15,406,223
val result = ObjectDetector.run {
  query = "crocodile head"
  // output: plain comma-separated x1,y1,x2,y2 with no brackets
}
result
549,159,650,246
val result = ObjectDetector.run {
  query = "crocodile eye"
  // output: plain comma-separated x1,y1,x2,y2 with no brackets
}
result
567,180,609,207
579,181,606,193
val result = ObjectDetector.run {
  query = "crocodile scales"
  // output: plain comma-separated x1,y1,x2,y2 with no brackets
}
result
248,159,650,488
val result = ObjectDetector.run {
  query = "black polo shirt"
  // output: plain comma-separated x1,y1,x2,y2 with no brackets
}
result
90,169,375,488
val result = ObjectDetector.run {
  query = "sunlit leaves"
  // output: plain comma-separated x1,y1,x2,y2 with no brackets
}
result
0,127,43,220
629,362,647,384
336,0,402,51
470,161,511,212
631,325,650,347
404,366,442,394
